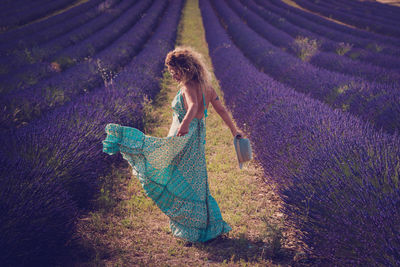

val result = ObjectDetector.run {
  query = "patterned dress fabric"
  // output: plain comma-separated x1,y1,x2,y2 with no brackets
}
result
102,88,232,242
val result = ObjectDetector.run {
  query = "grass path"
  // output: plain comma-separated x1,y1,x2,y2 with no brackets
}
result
281,0,358,29
70,0,307,266
376,0,400,7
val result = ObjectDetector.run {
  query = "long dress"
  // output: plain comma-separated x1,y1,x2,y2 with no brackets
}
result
102,87,232,242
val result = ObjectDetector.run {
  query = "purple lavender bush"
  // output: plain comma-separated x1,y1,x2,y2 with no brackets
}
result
242,0,400,69
0,0,167,130
0,0,104,47
264,0,400,52
0,0,54,27
0,0,152,95
0,0,128,78
201,0,400,264
0,0,106,49
292,0,400,38
0,0,73,30
283,139,400,266
331,0,400,22
316,0,400,26
0,156,78,266
227,0,400,84
0,0,33,18
211,0,400,135
0,0,183,264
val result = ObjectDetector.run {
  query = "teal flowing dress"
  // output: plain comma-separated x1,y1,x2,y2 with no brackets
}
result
102,88,232,242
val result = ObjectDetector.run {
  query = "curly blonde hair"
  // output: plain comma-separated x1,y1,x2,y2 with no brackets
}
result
165,46,212,90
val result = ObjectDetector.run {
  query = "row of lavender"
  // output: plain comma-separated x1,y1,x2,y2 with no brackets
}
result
200,0,400,265
213,0,400,135
0,0,163,130
317,0,400,25
0,0,151,97
0,0,113,52
266,0,400,51
292,0,400,38
0,0,73,31
0,0,131,92
334,0,400,19
229,0,400,83
0,0,183,265
1,0,54,17
0,0,103,45
245,0,400,69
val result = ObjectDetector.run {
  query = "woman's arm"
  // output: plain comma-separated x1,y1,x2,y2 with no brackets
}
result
210,87,242,137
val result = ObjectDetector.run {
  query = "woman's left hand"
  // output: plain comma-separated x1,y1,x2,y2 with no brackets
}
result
177,124,189,137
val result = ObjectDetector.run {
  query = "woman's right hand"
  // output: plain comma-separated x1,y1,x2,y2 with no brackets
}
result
233,130,243,139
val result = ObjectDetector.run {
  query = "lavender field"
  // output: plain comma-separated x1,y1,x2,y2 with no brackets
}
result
0,0,184,265
200,0,400,265
0,0,399,265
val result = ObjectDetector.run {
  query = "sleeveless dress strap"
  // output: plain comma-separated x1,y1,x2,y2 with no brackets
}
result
201,87,207,145
202,89,208,119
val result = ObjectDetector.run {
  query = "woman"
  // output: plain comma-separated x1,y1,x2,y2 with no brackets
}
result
102,46,242,243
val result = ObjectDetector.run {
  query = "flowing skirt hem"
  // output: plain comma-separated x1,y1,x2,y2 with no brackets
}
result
170,218,232,243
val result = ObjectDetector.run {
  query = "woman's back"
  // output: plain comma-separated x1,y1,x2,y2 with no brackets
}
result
181,84,213,120
181,84,237,139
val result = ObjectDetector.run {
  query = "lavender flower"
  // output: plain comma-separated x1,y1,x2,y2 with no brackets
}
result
200,0,400,264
